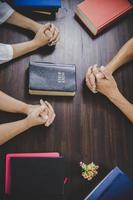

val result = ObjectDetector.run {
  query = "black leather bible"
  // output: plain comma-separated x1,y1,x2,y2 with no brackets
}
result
10,157,64,200
29,61,77,96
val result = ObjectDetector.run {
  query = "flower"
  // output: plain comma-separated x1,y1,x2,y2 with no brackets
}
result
80,161,99,181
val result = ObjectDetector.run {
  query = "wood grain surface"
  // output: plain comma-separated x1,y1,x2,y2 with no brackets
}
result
0,0,133,199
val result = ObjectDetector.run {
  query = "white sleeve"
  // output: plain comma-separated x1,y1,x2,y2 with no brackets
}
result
0,43,13,64
0,2,14,24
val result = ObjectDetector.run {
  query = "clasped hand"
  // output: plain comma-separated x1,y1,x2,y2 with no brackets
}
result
26,99,56,128
86,64,118,99
33,23,60,47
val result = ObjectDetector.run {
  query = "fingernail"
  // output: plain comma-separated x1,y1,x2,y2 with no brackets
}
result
93,90,98,93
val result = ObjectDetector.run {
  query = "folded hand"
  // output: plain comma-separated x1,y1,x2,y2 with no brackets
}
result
40,99,56,127
33,23,60,48
26,105,48,128
86,65,112,93
27,100,55,127
86,65,118,98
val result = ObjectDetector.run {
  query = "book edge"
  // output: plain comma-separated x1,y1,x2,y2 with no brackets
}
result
29,89,76,96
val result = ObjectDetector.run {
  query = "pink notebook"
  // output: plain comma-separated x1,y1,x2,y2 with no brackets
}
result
5,152,60,194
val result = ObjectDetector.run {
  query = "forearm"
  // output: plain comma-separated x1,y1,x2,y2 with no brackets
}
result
106,38,133,74
108,90,133,122
6,11,41,33
0,118,30,145
12,40,40,59
0,91,28,114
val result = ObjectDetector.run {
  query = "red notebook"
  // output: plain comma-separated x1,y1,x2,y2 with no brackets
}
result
5,152,60,194
76,0,133,35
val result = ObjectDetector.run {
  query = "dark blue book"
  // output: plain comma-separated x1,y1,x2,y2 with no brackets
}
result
29,61,77,96
84,167,133,200
12,0,61,9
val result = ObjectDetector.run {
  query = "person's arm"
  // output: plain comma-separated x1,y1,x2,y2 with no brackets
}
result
0,26,50,64
0,119,30,145
6,10,42,33
12,25,55,59
0,2,40,33
0,24,59,64
5,10,60,45
0,91,56,126
0,106,47,145
0,90,28,114
86,38,133,93
109,89,133,123
106,38,133,74
91,67,133,122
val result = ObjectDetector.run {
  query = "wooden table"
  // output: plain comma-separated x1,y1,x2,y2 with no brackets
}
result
0,0,133,199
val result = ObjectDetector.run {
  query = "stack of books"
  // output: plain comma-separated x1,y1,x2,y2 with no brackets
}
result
11,0,61,17
84,167,133,200
5,152,65,200
75,0,133,35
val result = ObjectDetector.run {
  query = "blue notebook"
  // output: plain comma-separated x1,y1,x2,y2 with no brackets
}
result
12,0,61,9
84,167,133,200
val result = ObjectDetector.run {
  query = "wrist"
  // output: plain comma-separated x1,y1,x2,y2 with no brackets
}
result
30,23,42,33
105,64,114,75
107,88,121,102
25,117,33,129
19,103,29,115
22,104,32,115
31,39,42,49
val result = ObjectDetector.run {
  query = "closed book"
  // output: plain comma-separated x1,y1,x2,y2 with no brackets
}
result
76,0,133,35
84,167,133,200
29,62,77,96
5,152,60,194
12,0,61,11
6,155,64,199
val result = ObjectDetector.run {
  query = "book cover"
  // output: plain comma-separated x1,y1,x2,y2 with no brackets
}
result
76,0,133,35
12,0,61,9
29,62,77,96
7,156,64,199
84,167,133,200
5,152,60,194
